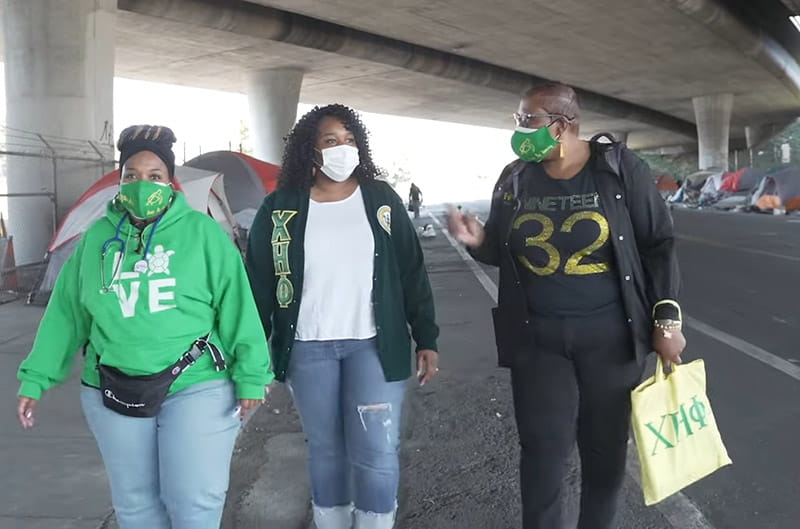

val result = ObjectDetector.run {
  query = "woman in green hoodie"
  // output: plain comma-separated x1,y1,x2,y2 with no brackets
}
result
16,125,273,529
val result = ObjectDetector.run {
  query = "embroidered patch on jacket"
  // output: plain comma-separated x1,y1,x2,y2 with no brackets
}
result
377,205,392,235
271,210,297,308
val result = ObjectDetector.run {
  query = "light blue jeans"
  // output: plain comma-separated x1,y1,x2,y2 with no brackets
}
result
288,338,406,528
80,379,240,529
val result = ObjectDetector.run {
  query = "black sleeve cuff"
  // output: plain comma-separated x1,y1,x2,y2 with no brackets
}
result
653,302,681,321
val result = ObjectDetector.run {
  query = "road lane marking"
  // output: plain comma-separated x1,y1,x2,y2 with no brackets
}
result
686,317,800,382
429,212,717,529
677,234,800,263
435,214,498,301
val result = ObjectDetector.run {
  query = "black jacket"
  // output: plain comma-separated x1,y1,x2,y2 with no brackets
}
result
470,142,680,367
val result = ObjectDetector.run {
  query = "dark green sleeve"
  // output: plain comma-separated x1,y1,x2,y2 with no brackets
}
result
386,184,439,352
245,196,276,341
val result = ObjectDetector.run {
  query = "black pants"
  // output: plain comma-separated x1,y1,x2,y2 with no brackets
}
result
410,201,421,218
510,305,644,529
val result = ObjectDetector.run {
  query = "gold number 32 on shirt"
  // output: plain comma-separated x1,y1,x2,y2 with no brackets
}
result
513,212,611,276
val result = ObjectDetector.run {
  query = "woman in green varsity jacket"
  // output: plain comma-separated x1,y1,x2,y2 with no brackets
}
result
246,104,439,529
16,125,273,529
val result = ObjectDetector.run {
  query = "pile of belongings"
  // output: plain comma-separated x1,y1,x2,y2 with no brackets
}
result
669,168,764,210
417,223,437,239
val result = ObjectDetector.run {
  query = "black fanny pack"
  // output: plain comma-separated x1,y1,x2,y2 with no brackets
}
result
97,335,226,418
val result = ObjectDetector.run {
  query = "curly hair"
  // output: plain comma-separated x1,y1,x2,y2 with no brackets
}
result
278,104,382,189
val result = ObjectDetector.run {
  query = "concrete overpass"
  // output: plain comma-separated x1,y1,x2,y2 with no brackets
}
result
4,0,800,264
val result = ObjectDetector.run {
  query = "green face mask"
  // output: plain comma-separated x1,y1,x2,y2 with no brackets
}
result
118,180,172,219
510,125,559,162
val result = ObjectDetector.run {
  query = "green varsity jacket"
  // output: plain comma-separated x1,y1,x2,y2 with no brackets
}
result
245,179,439,382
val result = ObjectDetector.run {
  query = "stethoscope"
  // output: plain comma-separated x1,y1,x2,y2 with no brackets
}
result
100,212,164,293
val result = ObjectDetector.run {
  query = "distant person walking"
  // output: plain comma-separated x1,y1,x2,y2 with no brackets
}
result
448,83,685,529
408,182,423,218
246,104,439,529
16,125,273,529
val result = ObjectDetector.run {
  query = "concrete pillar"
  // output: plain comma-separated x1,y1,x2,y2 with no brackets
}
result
692,93,734,171
3,0,115,265
745,124,768,150
247,68,304,165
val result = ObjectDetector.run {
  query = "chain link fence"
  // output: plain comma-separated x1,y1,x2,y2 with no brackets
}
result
0,126,113,300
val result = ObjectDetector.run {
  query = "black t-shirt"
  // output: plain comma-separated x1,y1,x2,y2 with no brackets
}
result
509,160,621,316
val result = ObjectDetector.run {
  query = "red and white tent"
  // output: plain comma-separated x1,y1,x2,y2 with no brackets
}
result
29,166,236,305
185,151,279,229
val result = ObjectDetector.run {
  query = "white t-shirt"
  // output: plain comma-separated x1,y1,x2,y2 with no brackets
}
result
295,186,377,341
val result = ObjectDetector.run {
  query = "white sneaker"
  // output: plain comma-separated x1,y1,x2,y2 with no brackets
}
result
312,503,354,529
352,507,396,529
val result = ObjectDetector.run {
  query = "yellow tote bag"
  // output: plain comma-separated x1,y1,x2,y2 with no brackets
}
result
631,357,732,505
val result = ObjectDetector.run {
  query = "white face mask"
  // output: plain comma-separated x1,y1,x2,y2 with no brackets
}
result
318,145,360,182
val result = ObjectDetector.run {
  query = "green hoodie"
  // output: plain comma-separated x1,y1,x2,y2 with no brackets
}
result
18,192,273,401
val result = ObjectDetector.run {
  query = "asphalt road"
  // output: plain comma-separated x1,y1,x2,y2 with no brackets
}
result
393,205,799,529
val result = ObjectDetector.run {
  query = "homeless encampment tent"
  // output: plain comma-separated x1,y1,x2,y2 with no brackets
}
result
184,151,279,222
670,171,716,206
28,166,236,305
719,168,763,193
749,166,800,212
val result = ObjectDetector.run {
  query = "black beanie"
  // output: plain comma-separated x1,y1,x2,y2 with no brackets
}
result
117,125,177,178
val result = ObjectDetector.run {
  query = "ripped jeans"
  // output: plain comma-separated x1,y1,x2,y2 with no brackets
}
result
288,338,406,520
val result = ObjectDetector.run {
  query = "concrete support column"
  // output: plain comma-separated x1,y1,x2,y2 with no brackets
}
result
247,68,304,165
692,93,734,171
3,0,115,264
745,124,769,150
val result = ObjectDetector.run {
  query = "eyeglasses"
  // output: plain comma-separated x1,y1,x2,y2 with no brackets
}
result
512,112,572,128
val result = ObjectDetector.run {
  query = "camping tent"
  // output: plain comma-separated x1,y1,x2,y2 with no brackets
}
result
719,168,763,193
698,171,726,200
686,171,715,189
668,171,714,205
670,170,717,206
184,151,279,215
749,166,800,212
28,166,236,305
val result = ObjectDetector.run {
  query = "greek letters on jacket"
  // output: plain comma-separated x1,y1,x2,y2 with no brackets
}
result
271,210,298,308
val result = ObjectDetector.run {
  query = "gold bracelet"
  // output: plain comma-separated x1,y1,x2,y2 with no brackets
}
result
654,319,681,339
